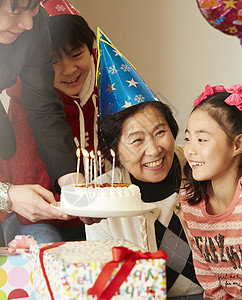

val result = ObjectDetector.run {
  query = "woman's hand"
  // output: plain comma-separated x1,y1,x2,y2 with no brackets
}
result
79,217,102,225
8,184,72,222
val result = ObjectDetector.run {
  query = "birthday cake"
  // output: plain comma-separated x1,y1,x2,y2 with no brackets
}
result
60,183,142,210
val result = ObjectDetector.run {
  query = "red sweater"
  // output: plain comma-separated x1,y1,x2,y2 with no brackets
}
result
0,77,98,226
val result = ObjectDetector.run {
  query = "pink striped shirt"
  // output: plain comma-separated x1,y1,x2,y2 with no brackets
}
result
181,178,242,299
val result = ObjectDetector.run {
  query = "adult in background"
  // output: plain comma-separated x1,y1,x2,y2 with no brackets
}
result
1,10,102,243
0,0,95,232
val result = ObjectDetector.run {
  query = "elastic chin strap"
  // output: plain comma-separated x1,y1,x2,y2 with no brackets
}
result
92,94,98,153
73,100,86,150
74,55,97,151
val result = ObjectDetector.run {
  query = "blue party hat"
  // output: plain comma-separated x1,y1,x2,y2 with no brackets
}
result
96,28,160,118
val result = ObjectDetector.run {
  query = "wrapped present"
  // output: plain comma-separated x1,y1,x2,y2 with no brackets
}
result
0,247,35,299
31,240,167,299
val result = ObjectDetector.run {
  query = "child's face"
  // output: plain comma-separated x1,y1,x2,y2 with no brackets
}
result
0,0,39,44
53,44,92,97
184,109,238,183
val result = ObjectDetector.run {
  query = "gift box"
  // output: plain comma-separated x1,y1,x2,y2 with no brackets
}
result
0,247,35,300
31,240,167,299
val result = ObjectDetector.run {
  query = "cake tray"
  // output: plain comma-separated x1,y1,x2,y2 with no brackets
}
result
52,202,157,218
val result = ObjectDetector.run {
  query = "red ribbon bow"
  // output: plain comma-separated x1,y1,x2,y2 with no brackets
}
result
88,246,168,300
225,84,242,111
194,84,226,107
194,84,242,111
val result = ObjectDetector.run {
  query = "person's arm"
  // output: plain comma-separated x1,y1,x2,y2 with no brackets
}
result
0,101,16,160
8,184,70,222
0,181,70,222
19,7,77,193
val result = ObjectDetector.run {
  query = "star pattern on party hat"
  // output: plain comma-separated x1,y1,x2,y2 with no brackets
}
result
40,0,81,16
96,28,160,118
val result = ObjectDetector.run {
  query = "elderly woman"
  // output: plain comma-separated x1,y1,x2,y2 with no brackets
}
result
86,100,203,299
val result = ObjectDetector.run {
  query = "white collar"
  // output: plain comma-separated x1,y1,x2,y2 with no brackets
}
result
78,55,95,107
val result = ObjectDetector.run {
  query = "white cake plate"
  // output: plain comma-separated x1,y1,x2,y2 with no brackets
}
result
52,203,157,218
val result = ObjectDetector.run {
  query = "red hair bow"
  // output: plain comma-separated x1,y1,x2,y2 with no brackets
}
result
225,84,242,111
194,84,242,111
194,84,226,107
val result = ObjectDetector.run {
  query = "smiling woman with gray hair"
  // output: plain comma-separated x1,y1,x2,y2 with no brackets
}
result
86,100,203,298
86,27,204,297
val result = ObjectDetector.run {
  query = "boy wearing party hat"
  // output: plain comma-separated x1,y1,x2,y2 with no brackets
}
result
86,29,203,298
0,2,104,244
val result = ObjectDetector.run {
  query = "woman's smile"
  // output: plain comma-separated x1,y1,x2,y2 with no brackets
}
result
143,157,164,169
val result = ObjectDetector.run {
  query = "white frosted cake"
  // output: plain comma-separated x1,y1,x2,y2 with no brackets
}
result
60,183,142,210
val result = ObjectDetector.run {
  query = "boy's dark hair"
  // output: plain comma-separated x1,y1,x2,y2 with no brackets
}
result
98,100,179,168
49,14,96,58
183,92,242,205
0,0,42,11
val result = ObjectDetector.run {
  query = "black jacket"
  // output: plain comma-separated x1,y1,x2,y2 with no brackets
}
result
0,7,76,192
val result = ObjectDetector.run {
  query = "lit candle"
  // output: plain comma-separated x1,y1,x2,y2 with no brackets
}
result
97,150,102,186
90,151,97,187
82,149,89,187
110,149,115,187
75,148,81,186
90,150,94,183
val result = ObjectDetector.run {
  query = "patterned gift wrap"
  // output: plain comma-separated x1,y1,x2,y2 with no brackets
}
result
31,240,167,299
0,247,35,300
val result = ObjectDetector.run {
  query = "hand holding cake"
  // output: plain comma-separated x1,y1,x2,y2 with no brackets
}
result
7,184,70,222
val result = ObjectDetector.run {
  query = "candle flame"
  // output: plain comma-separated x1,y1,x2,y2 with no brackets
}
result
110,149,115,157
90,150,95,159
76,147,81,158
81,148,89,158
97,150,102,157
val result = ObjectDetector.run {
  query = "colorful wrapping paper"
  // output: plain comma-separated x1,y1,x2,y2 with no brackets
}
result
0,247,35,299
31,240,167,299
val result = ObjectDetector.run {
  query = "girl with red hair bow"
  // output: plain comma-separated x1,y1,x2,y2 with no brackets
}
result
181,84,242,299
